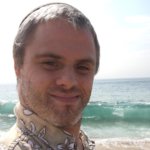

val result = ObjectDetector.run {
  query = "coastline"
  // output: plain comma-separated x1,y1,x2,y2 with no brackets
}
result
94,138,150,150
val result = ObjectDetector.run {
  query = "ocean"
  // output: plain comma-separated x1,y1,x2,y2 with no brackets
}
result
0,78,150,140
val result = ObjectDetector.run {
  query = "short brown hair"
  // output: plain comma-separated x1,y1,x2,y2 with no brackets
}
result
13,3,100,73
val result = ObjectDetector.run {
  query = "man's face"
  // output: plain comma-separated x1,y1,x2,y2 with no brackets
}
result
16,19,97,127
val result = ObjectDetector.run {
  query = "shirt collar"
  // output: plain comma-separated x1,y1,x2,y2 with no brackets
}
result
14,103,95,149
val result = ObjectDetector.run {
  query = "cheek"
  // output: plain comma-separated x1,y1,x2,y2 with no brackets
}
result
22,69,53,90
81,77,94,98
19,78,48,113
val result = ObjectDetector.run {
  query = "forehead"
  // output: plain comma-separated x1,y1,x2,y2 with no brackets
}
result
25,19,96,62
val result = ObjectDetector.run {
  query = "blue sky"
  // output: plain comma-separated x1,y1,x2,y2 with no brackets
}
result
0,0,150,83
95,0,150,79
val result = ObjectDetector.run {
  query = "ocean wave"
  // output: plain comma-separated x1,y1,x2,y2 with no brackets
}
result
0,101,16,114
1,100,150,123
83,101,150,123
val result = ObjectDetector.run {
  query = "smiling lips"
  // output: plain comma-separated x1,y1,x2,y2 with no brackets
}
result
50,94,80,103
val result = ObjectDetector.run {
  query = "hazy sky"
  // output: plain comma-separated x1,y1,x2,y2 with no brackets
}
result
0,0,150,83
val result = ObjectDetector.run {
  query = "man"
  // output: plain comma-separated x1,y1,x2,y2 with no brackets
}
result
0,2,100,150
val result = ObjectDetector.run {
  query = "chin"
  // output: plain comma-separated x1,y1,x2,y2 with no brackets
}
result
50,113,82,128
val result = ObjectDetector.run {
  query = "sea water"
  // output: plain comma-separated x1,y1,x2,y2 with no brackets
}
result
0,78,150,140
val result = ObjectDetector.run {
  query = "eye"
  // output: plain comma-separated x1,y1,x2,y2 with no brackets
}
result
77,65,91,74
42,61,61,70
44,61,57,66
78,65,89,70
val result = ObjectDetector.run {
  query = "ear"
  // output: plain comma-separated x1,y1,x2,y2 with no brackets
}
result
14,63,21,79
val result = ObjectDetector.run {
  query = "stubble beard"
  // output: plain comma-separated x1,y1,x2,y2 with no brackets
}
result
40,93,87,128
18,80,89,128
48,101,83,127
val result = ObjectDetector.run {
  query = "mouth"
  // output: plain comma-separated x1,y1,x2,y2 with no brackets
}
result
50,94,80,104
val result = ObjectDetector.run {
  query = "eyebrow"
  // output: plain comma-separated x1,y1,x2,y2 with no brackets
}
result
34,52,96,65
76,58,96,66
34,53,63,60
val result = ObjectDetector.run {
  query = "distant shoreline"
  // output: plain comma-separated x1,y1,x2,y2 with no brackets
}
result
0,77,150,85
95,77,150,81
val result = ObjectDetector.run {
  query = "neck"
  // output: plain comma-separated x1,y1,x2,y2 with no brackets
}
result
61,118,81,138
15,103,85,149
61,119,83,149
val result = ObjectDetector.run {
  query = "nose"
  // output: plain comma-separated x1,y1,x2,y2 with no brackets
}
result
56,68,77,89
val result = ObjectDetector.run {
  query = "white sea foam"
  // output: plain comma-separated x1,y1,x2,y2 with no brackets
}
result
95,138,150,150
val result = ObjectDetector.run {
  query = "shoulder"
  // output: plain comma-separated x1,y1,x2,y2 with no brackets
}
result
0,132,10,149
0,124,21,148
0,124,34,150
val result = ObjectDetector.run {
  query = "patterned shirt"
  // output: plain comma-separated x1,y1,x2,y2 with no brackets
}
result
0,104,95,150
